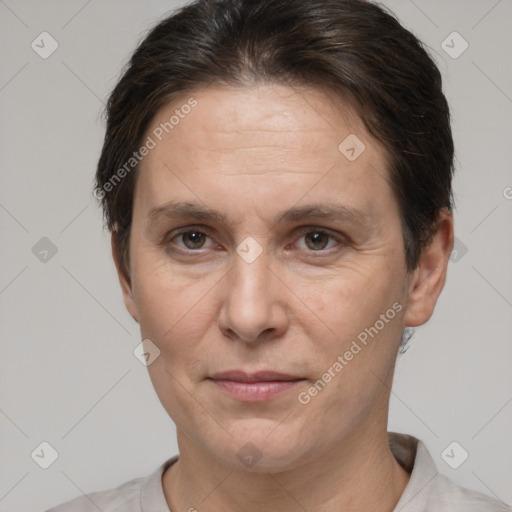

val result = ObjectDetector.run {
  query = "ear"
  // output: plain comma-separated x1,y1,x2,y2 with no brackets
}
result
111,231,139,323
403,209,454,327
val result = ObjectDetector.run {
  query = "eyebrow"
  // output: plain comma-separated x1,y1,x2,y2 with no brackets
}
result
146,200,369,230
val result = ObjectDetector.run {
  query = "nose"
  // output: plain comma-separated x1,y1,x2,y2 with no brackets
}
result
217,251,289,344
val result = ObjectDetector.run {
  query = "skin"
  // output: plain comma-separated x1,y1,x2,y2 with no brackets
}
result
112,83,454,511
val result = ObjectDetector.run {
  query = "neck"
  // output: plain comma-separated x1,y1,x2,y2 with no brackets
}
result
163,425,410,512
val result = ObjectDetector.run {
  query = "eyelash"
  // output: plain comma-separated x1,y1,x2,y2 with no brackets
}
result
163,225,345,256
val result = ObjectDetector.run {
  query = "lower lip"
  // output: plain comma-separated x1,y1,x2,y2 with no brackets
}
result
209,379,304,402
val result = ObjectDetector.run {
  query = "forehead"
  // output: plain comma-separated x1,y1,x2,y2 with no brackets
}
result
135,83,394,224
147,83,371,155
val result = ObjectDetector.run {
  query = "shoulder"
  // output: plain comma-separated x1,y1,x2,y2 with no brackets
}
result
44,475,145,512
426,473,511,512
388,433,510,512
44,456,178,512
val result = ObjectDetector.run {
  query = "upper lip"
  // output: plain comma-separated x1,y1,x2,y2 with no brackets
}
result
209,370,304,382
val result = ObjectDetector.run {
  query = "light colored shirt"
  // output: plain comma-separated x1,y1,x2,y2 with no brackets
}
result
46,432,510,511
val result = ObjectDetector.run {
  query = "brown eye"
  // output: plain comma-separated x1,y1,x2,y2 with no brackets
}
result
180,230,208,249
303,231,331,250
295,229,339,252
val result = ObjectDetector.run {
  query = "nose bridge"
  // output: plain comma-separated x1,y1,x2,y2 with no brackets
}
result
231,232,272,301
218,247,286,342
230,251,273,317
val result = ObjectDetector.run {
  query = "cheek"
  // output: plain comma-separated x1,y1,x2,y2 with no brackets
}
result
131,251,215,359
296,286,404,434
298,259,404,342
135,263,217,426
295,262,406,408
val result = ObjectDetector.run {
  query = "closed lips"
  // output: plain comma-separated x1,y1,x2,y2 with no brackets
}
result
209,370,305,382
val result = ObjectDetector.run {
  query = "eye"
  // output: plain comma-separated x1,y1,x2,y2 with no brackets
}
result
294,228,342,252
168,228,214,251
163,226,345,256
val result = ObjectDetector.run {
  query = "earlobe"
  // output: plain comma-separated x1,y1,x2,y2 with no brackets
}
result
111,231,140,324
403,210,454,328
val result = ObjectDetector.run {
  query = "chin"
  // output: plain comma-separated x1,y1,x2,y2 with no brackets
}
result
209,422,311,472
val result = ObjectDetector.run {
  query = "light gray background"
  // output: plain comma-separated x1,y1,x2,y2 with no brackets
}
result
1,1,511,510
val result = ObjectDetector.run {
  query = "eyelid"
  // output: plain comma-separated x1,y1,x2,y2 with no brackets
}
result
293,225,342,238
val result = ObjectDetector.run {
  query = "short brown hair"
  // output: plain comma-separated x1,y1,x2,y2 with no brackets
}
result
95,0,454,278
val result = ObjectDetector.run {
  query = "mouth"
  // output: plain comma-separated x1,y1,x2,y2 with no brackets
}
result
207,370,306,402
209,369,304,382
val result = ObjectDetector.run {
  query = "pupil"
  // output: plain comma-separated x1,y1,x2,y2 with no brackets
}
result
307,232,327,250
185,231,204,248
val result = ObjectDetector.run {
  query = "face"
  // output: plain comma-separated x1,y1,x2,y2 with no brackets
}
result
114,83,449,471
